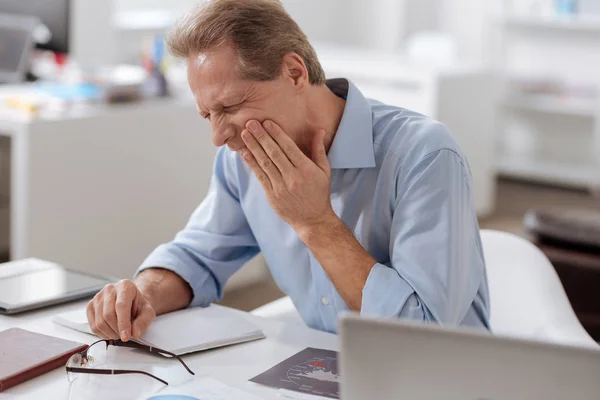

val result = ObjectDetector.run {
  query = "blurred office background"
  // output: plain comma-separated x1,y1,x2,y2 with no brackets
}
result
0,0,598,336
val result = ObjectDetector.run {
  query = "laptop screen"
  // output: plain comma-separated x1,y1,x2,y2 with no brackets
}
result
0,27,30,72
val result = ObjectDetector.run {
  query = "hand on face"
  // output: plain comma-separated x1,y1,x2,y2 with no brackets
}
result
240,119,336,233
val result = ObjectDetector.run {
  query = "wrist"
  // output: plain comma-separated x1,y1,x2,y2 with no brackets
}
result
134,268,193,315
134,271,161,309
296,213,345,246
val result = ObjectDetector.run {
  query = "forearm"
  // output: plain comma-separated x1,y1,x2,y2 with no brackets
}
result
298,215,376,311
134,268,193,315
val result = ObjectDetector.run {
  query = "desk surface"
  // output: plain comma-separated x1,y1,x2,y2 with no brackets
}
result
0,301,338,399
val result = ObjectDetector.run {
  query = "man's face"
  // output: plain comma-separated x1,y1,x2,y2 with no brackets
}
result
187,44,306,152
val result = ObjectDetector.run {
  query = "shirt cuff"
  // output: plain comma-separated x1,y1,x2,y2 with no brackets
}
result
361,263,424,319
134,243,218,308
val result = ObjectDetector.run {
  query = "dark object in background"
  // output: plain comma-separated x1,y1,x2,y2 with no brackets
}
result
0,0,70,54
524,208,600,342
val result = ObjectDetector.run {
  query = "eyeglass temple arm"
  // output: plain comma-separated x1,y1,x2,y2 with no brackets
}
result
108,340,195,375
67,366,169,385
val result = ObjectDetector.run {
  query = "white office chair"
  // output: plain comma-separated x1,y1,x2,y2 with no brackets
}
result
481,229,597,347
252,229,598,347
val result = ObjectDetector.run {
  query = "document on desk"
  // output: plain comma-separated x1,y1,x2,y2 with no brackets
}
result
53,305,265,356
250,347,340,399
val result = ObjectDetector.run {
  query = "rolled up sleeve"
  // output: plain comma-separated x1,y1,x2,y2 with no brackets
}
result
360,148,486,325
135,148,259,307
362,263,429,320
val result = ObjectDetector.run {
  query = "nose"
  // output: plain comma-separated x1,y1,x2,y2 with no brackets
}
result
211,120,236,147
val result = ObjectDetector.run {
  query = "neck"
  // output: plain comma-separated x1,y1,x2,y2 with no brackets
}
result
303,84,346,155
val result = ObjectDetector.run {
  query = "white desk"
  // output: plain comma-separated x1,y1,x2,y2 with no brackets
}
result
0,301,338,399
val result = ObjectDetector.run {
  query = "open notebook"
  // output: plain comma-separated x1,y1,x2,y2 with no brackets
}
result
53,305,265,356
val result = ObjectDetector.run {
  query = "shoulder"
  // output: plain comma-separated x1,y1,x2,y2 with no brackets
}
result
213,146,250,198
368,99,468,174
215,146,251,175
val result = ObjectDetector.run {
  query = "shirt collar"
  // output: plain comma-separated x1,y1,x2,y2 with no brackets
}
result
326,78,376,169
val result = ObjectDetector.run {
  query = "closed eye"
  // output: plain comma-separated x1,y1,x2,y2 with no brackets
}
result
200,101,241,120
224,102,243,113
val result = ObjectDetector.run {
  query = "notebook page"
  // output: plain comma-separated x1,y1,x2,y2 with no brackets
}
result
140,306,263,353
54,305,265,355
142,306,262,354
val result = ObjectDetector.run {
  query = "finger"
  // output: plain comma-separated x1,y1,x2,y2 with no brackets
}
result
131,301,156,340
86,299,97,335
245,120,294,175
242,130,273,190
94,293,118,339
263,120,309,167
242,126,282,183
102,289,120,336
311,129,330,176
115,282,135,342
241,147,272,191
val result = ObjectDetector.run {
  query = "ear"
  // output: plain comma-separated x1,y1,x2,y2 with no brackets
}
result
281,52,309,92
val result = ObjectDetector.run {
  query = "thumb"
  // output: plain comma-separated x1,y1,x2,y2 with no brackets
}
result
312,129,330,175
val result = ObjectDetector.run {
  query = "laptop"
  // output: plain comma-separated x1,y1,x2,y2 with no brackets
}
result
339,313,600,400
0,258,115,314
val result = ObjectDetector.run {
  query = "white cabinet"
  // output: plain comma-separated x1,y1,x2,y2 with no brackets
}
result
494,14,600,191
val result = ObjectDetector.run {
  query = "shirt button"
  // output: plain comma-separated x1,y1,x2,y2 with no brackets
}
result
321,296,330,305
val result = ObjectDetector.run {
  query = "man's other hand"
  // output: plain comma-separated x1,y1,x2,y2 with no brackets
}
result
86,279,156,342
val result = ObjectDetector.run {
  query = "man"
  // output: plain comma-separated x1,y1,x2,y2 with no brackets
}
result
87,0,489,341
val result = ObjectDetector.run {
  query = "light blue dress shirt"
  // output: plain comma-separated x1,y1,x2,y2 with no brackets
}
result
136,78,490,333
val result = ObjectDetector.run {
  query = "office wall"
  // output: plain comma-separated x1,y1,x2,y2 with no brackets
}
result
70,0,116,67
116,0,197,12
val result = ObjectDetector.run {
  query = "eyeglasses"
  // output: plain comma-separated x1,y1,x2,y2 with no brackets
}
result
66,339,195,385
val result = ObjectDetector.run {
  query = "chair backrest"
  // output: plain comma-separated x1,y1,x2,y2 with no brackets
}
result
480,229,597,348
